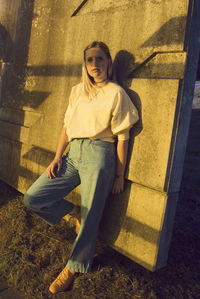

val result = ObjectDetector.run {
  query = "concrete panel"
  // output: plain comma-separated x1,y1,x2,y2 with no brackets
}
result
0,137,53,192
1,0,200,271
0,107,42,127
0,120,30,144
100,182,167,270
11,0,189,168
100,181,179,270
0,0,21,47
165,0,200,193
132,52,187,79
127,79,179,191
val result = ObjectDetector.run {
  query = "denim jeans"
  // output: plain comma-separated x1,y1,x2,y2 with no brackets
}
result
23,138,116,273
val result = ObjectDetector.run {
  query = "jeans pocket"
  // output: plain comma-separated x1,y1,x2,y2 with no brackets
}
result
90,141,116,167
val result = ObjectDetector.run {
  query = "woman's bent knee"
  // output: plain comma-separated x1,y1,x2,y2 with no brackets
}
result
23,193,35,209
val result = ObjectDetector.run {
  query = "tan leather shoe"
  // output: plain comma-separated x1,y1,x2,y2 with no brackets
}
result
49,267,75,294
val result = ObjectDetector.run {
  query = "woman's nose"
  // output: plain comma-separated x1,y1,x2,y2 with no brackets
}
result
93,58,98,66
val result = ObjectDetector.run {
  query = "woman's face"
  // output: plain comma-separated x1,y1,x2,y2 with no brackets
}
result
85,47,110,83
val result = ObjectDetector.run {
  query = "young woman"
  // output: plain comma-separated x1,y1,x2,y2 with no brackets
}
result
23,41,139,294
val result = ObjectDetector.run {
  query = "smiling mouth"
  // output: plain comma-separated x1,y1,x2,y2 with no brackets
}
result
92,68,100,72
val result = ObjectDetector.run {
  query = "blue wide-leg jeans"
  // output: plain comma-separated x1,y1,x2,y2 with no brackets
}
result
23,139,116,273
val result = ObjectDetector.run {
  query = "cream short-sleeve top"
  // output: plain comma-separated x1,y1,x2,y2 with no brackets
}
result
63,81,139,142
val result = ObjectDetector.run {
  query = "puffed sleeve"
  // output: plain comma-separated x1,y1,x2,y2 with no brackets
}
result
111,88,139,140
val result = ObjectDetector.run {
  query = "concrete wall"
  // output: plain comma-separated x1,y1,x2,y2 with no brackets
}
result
0,0,200,270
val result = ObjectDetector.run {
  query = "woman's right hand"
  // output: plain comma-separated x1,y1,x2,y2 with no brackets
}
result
46,158,62,179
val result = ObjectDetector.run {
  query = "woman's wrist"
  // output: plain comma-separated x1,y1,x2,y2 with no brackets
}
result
54,155,62,162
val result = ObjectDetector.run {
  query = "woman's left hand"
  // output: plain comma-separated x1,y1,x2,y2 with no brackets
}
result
112,175,124,194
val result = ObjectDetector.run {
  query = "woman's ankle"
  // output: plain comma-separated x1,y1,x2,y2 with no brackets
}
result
66,267,75,274
70,205,80,216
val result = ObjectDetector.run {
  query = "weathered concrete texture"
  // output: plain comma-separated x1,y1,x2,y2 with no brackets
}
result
101,182,168,270
101,180,179,270
0,0,189,190
1,0,200,271
0,0,21,46
127,78,179,191
0,137,54,191
132,52,187,79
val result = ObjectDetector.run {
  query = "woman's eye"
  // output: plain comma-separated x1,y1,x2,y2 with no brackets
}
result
87,58,93,63
86,56,104,63
96,57,103,62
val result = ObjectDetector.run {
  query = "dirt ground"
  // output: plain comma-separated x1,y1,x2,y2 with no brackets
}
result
0,180,200,299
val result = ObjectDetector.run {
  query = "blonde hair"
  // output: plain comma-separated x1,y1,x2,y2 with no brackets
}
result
82,41,113,99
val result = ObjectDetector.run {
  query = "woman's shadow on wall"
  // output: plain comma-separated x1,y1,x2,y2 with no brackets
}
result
99,50,143,245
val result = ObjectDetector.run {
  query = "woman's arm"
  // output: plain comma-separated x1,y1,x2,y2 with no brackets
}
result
112,139,129,194
46,127,69,179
